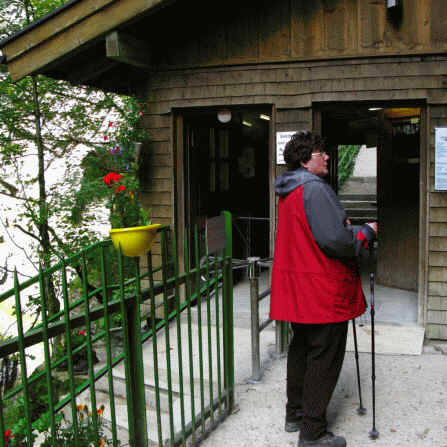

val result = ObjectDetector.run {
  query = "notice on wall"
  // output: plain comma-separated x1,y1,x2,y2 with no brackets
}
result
435,128,447,191
276,131,297,165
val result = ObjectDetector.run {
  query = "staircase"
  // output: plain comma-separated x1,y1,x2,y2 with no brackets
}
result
72,272,275,446
338,193,377,226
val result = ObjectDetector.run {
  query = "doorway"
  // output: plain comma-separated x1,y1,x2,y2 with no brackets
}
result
181,107,271,264
320,103,423,325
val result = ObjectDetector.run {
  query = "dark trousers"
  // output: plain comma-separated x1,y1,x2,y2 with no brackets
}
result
286,321,348,440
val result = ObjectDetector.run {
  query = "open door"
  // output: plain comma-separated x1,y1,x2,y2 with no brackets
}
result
183,108,271,264
376,108,420,291
319,102,422,325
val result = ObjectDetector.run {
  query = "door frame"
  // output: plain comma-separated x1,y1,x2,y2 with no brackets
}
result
174,105,275,265
313,100,428,327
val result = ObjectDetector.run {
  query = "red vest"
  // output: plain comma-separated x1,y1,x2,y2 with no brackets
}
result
270,186,366,324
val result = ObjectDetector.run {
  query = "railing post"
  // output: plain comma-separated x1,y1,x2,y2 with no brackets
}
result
275,321,289,356
121,256,148,447
222,211,234,412
248,257,262,382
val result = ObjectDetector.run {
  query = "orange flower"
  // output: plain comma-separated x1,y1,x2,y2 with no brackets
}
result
99,440,105,447
76,404,86,412
96,404,105,415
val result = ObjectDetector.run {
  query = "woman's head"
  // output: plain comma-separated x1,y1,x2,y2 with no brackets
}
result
283,131,329,177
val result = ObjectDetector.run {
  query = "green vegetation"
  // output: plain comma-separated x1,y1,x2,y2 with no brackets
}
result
337,145,361,189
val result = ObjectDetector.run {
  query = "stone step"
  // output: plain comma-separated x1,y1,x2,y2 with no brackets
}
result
338,193,376,202
94,364,176,412
346,217,377,225
343,208,377,217
339,200,377,209
70,282,278,445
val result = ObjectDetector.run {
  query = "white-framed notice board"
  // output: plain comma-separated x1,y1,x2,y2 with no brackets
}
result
435,127,447,191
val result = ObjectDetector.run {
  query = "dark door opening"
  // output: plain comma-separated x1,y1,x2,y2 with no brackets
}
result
320,103,421,324
183,108,271,263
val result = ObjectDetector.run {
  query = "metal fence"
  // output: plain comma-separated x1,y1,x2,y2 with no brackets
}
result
0,212,234,446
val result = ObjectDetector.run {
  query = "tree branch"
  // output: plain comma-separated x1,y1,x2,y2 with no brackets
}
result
14,223,42,243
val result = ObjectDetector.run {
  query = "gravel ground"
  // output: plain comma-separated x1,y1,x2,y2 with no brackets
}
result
200,348,447,447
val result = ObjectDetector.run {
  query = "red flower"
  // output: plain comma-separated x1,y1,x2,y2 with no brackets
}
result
103,135,108,141
108,121,113,128
5,429,14,441
103,172,123,186
115,185,126,193
79,330,85,336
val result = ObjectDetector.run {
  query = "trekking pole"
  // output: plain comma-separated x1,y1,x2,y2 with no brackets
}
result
369,271,379,439
352,319,366,415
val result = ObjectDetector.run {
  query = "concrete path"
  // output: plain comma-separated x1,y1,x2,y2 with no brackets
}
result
200,343,447,447
352,145,376,178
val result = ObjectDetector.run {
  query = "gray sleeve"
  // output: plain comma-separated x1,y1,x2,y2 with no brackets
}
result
302,180,376,259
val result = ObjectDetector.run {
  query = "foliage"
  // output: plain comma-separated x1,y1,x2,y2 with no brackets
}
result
337,145,361,189
37,404,116,447
70,97,151,229
6,404,116,446
0,0,151,325
3,367,66,445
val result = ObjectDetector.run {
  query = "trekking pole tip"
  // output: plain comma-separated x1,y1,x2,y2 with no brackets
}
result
357,406,367,416
369,429,379,440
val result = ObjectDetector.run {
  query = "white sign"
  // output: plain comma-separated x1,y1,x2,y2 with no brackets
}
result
435,127,447,190
276,131,296,165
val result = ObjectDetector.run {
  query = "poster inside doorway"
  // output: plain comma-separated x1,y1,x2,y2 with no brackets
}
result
276,131,296,165
435,128,447,191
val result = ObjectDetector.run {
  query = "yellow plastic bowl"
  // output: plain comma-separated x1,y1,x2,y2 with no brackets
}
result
110,224,161,257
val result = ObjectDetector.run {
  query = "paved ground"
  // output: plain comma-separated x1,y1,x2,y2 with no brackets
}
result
197,269,447,447
200,342,447,447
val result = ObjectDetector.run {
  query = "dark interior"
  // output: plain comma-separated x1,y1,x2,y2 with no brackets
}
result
183,107,271,264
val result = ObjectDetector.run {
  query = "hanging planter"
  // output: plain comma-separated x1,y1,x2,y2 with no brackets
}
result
110,223,161,257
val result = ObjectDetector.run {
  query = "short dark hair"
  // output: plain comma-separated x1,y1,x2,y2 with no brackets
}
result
283,131,325,170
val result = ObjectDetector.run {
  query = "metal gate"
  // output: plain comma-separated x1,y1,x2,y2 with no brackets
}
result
0,212,234,446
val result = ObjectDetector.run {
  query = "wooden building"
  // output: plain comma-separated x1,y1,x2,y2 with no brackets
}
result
1,0,447,338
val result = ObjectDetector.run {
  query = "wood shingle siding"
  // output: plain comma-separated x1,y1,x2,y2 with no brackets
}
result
148,0,447,71
144,56,447,114
427,105,447,338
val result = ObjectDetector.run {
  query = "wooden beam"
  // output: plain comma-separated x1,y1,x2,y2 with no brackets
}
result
66,57,119,84
106,31,151,68
4,0,116,63
3,0,172,82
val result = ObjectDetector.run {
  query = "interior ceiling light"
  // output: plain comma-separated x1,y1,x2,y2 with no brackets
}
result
217,109,232,123
368,107,383,111
242,120,252,127
259,114,271,121
387,0,400,8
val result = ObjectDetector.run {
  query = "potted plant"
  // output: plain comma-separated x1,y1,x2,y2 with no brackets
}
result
97,101,160,257
103,168,160,257
68,98,160,257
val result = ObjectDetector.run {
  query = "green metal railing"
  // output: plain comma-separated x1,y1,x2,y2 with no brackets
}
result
0,212,234,446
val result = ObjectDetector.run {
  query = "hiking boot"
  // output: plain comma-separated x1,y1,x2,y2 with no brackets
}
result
298,432,346,447
285,410,303,432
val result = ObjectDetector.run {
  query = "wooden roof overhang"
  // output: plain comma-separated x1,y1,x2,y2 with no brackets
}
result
0,0,176,94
